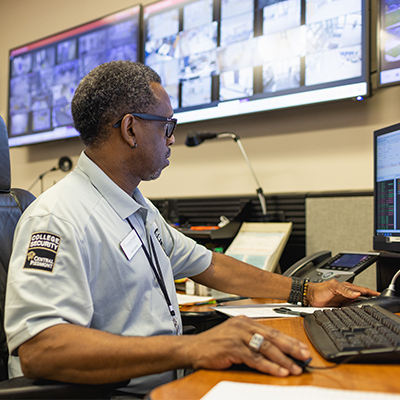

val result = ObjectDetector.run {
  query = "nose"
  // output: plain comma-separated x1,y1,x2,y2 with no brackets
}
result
167,134,175,146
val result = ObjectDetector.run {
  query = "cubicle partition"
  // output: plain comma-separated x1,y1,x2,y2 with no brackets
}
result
306,191,375,289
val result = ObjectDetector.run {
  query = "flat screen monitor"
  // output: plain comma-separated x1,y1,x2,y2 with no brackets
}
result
373,121,400,252
143,0,370,124
7,5,141,147
378,0,400,86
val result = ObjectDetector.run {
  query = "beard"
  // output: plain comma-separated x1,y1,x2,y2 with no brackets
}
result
147,168,163,181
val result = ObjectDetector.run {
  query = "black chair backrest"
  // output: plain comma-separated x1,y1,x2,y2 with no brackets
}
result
0,116,35,380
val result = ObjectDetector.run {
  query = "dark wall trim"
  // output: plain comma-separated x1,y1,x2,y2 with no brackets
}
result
306,190,373,198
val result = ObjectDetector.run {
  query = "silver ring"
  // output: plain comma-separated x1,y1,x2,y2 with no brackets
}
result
249,333,264,352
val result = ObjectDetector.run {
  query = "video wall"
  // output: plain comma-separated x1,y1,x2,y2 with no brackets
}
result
7,0,370,146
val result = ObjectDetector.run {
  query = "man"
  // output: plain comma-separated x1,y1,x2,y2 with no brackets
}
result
5,61,377,396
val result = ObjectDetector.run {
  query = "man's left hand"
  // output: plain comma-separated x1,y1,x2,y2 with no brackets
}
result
307,280,379,307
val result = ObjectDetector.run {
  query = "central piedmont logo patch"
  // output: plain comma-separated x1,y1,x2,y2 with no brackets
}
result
154,228,167,255
23,232,61,273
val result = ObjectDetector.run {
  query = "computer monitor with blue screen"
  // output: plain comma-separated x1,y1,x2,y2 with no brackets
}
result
374,121,400,252
7,5,141,147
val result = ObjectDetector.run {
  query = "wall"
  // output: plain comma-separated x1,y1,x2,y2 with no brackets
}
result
1,0,399,200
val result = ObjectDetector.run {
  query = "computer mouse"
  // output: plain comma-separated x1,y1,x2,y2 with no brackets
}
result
286,355,312,373
229,356,311,374
349,295,400,313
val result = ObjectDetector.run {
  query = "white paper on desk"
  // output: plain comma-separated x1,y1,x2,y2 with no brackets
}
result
200,381,400,400
212,303,332,318
176,293,214,305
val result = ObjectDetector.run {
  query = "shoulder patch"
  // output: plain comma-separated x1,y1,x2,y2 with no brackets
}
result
23,232,61,273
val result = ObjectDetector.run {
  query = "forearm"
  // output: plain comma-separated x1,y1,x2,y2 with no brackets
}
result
192,252,292,300
19,324,192,384
192,253,379,307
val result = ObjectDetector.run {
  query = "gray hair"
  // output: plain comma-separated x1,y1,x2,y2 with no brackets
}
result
71,61,161,147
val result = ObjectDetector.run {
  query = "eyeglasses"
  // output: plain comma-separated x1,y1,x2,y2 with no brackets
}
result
113,113,177,138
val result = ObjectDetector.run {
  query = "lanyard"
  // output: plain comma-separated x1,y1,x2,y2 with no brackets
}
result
127,218,180,335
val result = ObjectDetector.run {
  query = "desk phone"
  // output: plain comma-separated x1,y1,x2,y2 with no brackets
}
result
283,251,379,283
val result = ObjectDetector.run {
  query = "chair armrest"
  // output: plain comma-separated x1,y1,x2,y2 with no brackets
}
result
0,376,129,399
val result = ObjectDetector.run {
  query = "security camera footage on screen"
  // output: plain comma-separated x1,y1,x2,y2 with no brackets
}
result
144,0,369,123
7,6,141,147
379,0,400,86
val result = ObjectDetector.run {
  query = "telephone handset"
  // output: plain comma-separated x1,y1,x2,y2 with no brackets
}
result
283,250,379,283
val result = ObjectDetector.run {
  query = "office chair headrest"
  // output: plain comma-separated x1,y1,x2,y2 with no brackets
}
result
0,117,11,194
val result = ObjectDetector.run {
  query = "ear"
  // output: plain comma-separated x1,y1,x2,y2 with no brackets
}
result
119,115,138,148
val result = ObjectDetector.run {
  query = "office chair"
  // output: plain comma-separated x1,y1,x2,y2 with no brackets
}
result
0,116,127,398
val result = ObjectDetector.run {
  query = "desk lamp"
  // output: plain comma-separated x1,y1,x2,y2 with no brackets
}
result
185,132,268,216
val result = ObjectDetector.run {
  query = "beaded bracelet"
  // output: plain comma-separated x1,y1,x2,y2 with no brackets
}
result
288,277,303,305
301,278,310,307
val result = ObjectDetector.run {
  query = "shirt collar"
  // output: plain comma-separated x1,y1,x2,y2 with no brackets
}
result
75,151,155,222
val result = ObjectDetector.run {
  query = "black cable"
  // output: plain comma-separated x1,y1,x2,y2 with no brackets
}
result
27,167,57,191
305,354,360,371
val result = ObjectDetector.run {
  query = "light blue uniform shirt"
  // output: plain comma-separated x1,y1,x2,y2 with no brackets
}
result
5,151,212,394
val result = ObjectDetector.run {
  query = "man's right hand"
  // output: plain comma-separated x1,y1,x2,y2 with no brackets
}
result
184,316,311,376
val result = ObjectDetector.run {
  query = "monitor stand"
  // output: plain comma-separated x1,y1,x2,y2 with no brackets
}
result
376,251,400,293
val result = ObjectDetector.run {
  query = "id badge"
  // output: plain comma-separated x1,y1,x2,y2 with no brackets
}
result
120,229,141,260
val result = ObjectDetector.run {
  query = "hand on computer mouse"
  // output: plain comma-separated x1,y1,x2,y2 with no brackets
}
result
285,354,312,373
189,316,311,377
308,280,379,307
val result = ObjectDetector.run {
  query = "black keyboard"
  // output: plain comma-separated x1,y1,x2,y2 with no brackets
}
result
303,305,400,363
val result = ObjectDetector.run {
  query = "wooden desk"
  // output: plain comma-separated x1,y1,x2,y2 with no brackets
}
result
150,315,400,399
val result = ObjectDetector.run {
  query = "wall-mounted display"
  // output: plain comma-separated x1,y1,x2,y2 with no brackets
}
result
378,0,400,86
143,0,370,124
7,5,142,147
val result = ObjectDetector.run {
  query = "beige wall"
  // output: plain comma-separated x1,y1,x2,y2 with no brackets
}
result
1,0,399,199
